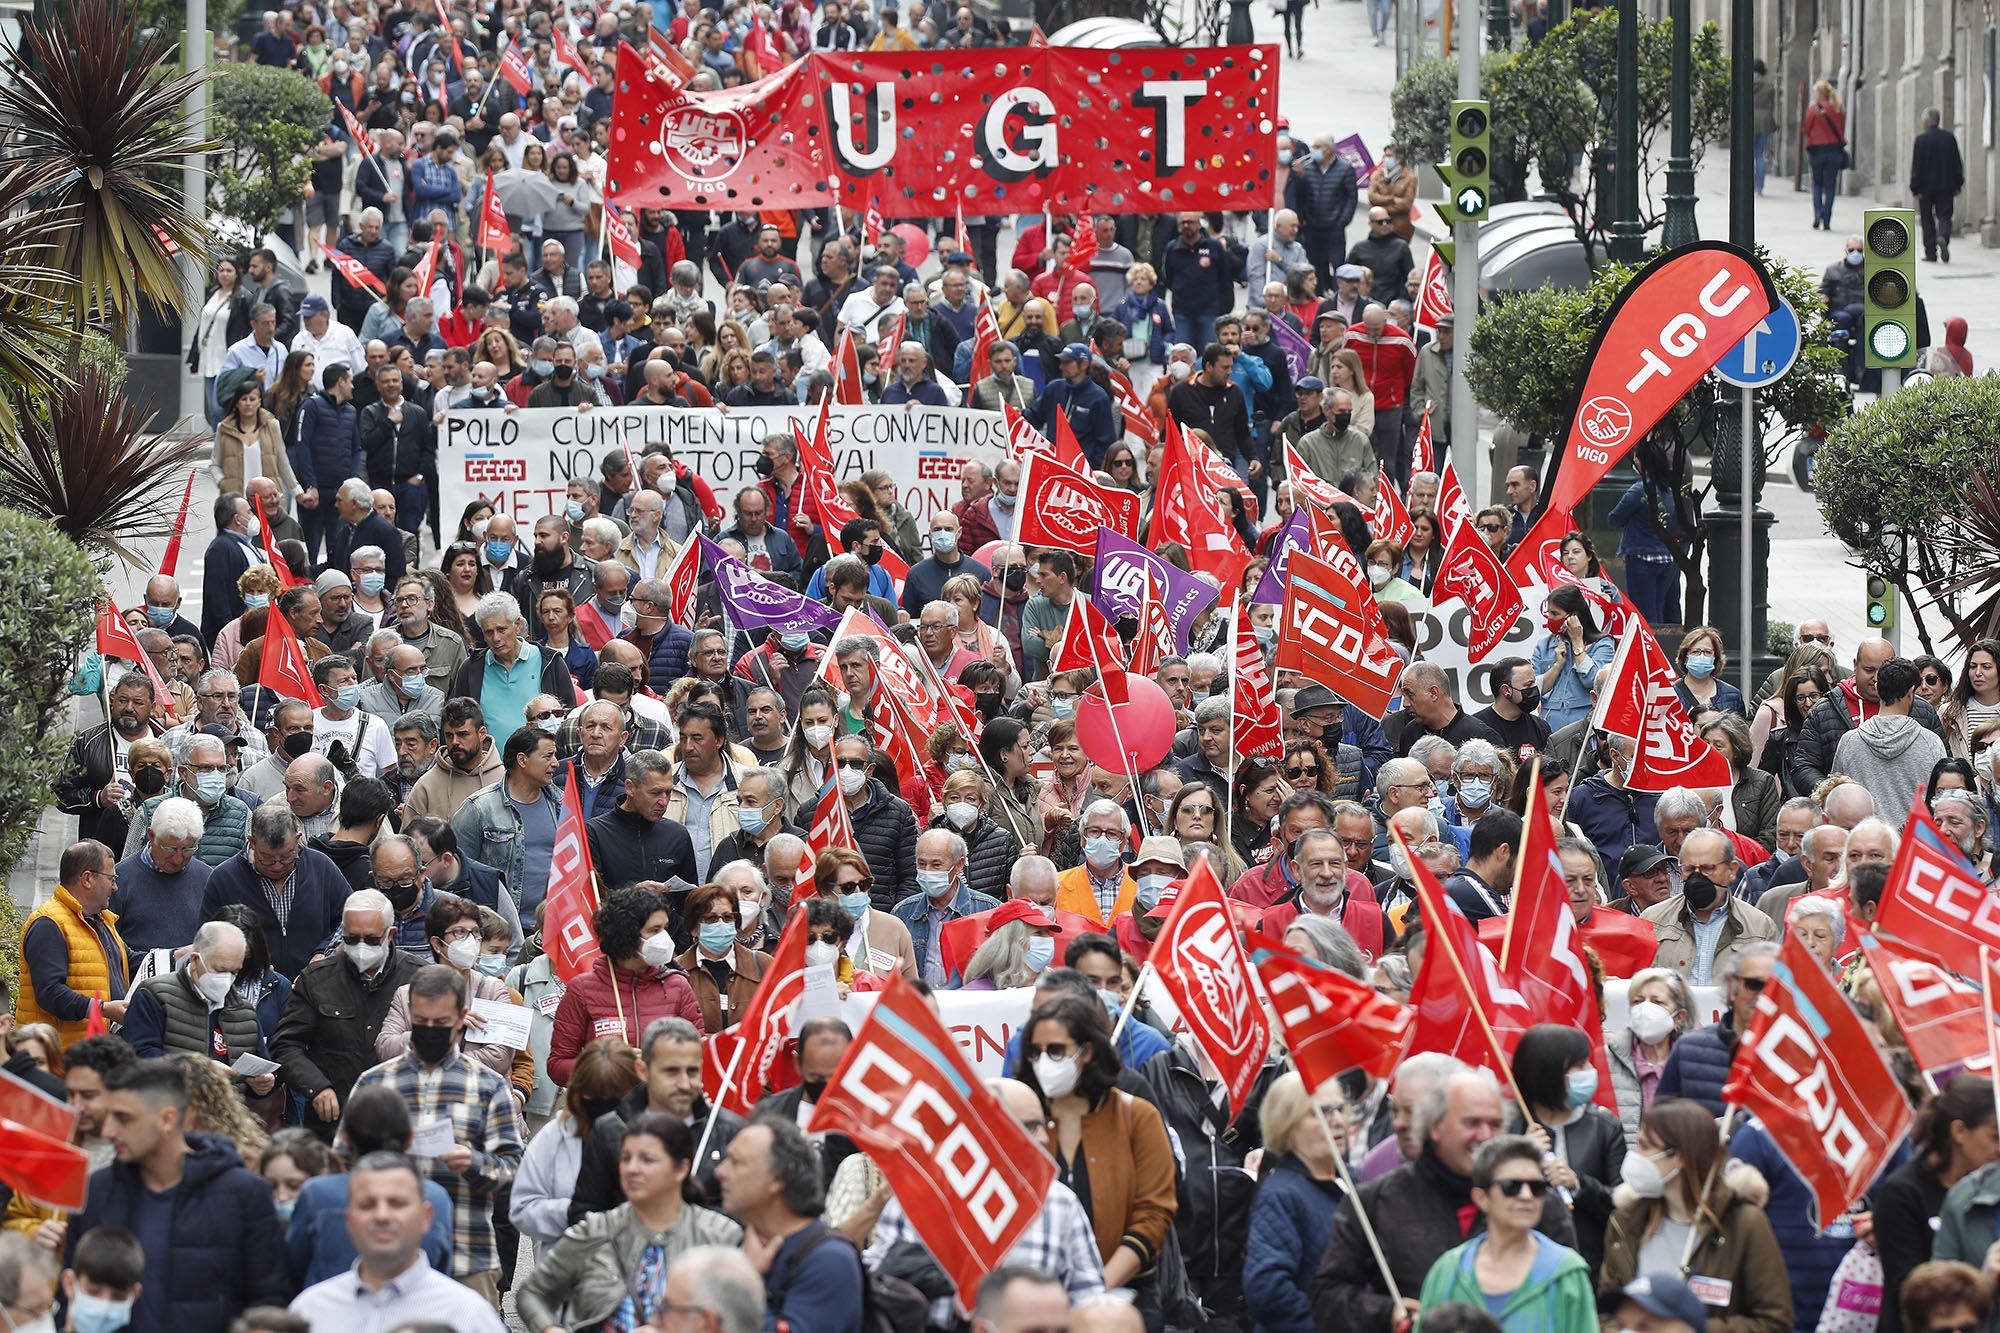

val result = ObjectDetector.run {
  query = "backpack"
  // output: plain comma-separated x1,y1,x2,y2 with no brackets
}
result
770,1220,930,1333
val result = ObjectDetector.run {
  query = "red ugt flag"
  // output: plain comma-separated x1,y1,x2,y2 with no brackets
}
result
476,172,512,252
1398,824,1530,1080
1590,619,1734,792
1432,506,1524,662
95,598,173,702
705,910,810,1114
808,976,1057,1307
1149,858,1271,1114
1245,929,1409,1084
544,766,605,983
253,495,308,588
1048,595,1124,675
256,601,324,707
1871,801,2000,971
1014,452,1140,556
1723,929,1911,1227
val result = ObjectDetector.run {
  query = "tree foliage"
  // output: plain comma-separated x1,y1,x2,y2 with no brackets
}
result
1816,376,2000,652
211,62,325,241
1389,51,1591,207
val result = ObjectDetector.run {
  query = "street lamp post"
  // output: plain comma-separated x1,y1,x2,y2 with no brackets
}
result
1660,0,1698,247
1608,0,1646,261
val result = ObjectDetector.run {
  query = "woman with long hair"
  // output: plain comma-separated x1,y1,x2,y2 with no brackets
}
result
1749,642,1835,767
1755,666,1831,795
514,1112,742,1331
780,687,840,814
543,151,594,270
170,1050,268,1161
1328,347,1375,442
510,1037,642,1249
1233,758,1285,868
191,256,252,425
1166,785,1243,880
213,377,303,499
1103,440,1145,492
267,349,317,453
359,266,418,344
1399,509,1445,595
1879,1077,2000,1333
1530,585,1617,731
478,325,528,381
962,912,1059,991
535,586,598,690
1803,79,1847,230
1942,638,2000,759
1557,530,1622,605
1282,738,1341,797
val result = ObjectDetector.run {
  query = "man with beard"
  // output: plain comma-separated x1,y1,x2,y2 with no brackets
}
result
406,698,505,820
505,513,596,611
385,712,438,812
55,674,162,851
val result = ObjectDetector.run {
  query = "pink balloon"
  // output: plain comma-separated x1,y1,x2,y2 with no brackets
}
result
1076,672,1176,775
889,223,930,267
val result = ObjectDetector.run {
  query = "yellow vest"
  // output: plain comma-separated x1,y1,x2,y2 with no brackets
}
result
16,886,127,1047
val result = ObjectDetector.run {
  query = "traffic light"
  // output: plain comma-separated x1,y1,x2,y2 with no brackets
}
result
1866,573,1895,632
1862,207,1918,370
1445,99,1491,222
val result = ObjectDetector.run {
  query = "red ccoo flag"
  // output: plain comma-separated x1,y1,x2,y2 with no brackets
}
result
1871,801,2000,971
831,327,866,405
476,172,512,253
1723,930,1912,1227
498,40,534,95
158,465,198,578
552,25,592,78
253,494,308,588
1149,857,1271,1114
1231,608,1282,760
1397,824,1530,1082
808,975,1057,1307
1856,932,1989,1081
1244,929,1410,1084
1432,506,1525,662
543,766,605,984
1275,548,1405,719
256,596,325,706
1589,618,1734,792
705,910,810,1113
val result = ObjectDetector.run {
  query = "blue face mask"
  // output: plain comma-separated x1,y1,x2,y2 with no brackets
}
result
916,868,954,898
699,922,737,954
145,604,175,627
475,953,509,977
832,890,868,920
334,683,362,710
194,771,228,803
737,805,768,837
780,632,810,652
994,491,1016,510
70,1292,135,1333
272,1197,296,1225
1049,696,1075,719
1025,934,1055,972
1565,1067,1599,1110
1458,778,1493,808
244,592,270,610
531,358,557,377
357,572,386,596
486,540,514,565
401,672,429,697
1685,654,1717,679
565,499,586,522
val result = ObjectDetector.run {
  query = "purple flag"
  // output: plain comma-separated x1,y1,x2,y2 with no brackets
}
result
1333,133,1375,181
699,534,842,633
1251,508,1310,606
1088,528,1219,654
1271,315,1311,383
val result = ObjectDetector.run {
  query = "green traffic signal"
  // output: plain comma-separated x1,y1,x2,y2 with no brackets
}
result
1446,100,1491,222
1862,208,1917,371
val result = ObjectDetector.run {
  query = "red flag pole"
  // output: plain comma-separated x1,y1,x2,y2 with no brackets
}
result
159,465,198,577
693,1035,747,1167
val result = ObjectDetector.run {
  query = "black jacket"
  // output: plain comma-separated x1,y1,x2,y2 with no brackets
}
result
1787,688,1945,795
358,396,437,486
330,232,399,326
586,805,698,895
1910,125,1966,198
755,1083,858,1184
846,779,920,911
1875,1156,1947,1333
270,947,426,1137
1140,1046,1280,1280
322,510,408,583
1507,1103,1627,1277
1310,1151,1577,1333
1285,154,1359,234
568,1083,741,1222
53,722,131,850
928,812,1019,904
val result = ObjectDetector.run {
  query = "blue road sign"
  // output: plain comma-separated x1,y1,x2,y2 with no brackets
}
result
1715,296,1801,388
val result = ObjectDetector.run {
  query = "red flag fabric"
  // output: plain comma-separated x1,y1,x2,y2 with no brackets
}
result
1231,609,1282,760
705,910,810,1114
966,287,1001,391
815,608,947,732
807,776,858,867
1432,509,1525,663
431,0,463,69
336,100,375,155
1015,452,1140,555
869,685,936,818
0,1119,89,1210
859,176,886,246
95,598,173,702
1371,466,1415,552
544,766,605,984
1274,548,1405,719
1399,826,1529,1080
1546,244,1776,516
641,31,695,85
1245,929,1410,1084
1186,428,1258,523
1048,408,1093,477
808,976,1057,1307
1856,933,1989,1081
1508,512,1636,640
999,399,1056,470
1063,213,1097,274
323,247,388,296
831,327,866,405
1148,858,1271,1114
953,200,973,259
1108,368,1157,447
1589,620,1734,792
1281,439,1354,512
1872,802,2000,970
158,465,198,578
1412,410,1436,478
476,171,512,252
256,600,325,707
1436,456,1472,530
499,41,534,95
660,535,702,626
411,229,444,297
1152,421,1251,592
1723,930,1912,1227
575,599,616,651
1048,596,1124,675
552,25,592,78
84,996,107,1038
1413,247,1451,337
603,206,643,284
0,1067,77,1145
252,494,308,589
1128,579,1172,678
939,902,1100,982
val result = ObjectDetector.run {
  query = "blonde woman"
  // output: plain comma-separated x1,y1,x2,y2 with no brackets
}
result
943,572,1019,689
211,564,285,672
170,1050,268,1163
1804,79,1847,229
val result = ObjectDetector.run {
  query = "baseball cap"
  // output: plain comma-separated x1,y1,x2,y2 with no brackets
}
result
199,723,248,750
986,899,1056,931
1295,375,1325,394
300,294,329,316
1058,341,1091,363
944,250,975,266
1335,263,1365,280
1131,835,1186,871
1436,312,1455,328
1618,844,1676,879
1610,1275,1708,1333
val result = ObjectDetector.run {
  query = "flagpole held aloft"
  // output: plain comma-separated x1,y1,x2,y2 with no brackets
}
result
1108,960,1155,1046
692,1035,745,1171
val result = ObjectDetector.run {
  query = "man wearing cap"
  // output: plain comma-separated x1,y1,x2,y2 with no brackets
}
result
292,294,365,375
879,341,950,407
1602,1275,1712,1333
1031,342,1118,467
1292,388,1374,487
1291,682,1393,792
311,571,374,658
1325,264,1369,327
1407,311,1454,449
1278,375,1328,454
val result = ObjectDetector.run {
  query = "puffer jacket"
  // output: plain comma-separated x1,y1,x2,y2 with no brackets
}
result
1729,1120,1903,1331
929,811,1020,903
1598,1178,1793,1333
1141,1046,1279,1281
67,1132,289,1327
1507,1103,1627,1277
1602,1025,1671,1149
290,389,362,492
1244,1153,1346,1333
1787,684,1945,796
124,790,251,867
847,778,920,910
1655,1016,1738,1115
545,955,703,1084
515,1200,743,1332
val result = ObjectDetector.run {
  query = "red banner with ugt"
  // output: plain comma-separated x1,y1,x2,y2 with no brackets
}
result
1722,931,1910,1228
606,43,1277,214
808,976,1055,1306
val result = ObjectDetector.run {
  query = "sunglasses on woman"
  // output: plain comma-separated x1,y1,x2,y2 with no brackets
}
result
1285,764,1318,779
1490,1177,1549,1199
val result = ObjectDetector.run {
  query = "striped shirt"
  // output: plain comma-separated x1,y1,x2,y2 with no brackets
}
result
865,1178,1105,1324
347,1047,525,1277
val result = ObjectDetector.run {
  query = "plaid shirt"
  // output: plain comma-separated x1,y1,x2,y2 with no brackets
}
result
865,1178,1104,1322
348,1047,525,1277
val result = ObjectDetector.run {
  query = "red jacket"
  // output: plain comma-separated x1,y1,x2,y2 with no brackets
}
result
1348,326,1418,411
545,956,703,1085
1257,875,1388,963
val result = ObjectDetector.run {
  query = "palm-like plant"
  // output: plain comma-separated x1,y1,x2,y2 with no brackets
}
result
0,167,82,433
1928,464,2000,652
0,363,207,566
0,0,214,334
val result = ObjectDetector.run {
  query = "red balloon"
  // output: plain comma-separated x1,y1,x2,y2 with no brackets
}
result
1076,672,1176,775
888,223,930,267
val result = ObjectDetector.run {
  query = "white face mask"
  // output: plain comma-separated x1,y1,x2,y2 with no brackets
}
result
804,941,840,968
1034,1052,1079,1098
445,936,481,970
804,723,835,750
837,765,867,795
639,932,677,966
194,966,237,1005
1620,1149,1678,1199
946,800,979,829
1627,1000,1675,1044
346,941,387,973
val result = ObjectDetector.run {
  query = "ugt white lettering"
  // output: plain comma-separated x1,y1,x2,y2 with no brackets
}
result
1624,268,1760,393
1134,80,1208,174
976,87,1057,182
828,81,895,171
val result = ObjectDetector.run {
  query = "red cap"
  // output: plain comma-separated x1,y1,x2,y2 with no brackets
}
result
989,898,1057,931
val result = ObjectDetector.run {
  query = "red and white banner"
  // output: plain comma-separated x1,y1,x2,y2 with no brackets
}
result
1872,802,2000,971
662,533,702,627
1282,439,1354,512
1371,466,1414,552
706,910,810,1114
256,603,323,706
1414,247,1451,338
1245,929,1408,1084
1412,409,1435,478
603,207,643,289
1591,619,1733,792
323,247,387,296
158,465,198,578
1015,452,1140,555
1433,509,1524,663
1436,457,1472,531
95,598,173,703
1275,548,1404,719
411,230,444,300
1153,420,1250,592
1723,930,1911,1227
336,100,374,155
809,976,1057,1306
1002,399,1086,475
1546,243,1776,516
552,25,591,78
1857,933,1989,1080
1505,508,1636,639
606,44,1277,215
640,32,695,86
816,607,947,733
1149,858,1270,1114
252,495,308,588
1188,428,1257,523
476,171,512,253
1231,608,1282,760
498,41,535,95
545,766,604,984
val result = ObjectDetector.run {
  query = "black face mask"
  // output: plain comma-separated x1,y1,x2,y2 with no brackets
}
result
386,878,422,913
799,1076,828,1103
410,1024,455,1063
553,363,575,382
860,545,883,566
1332,411,1353,432
973,692,1003,719
1681,871,1719,912
1003,566,1028,591
753,454,776,477
1511,685,1542,713
281,732,315,760
132,766,169,796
